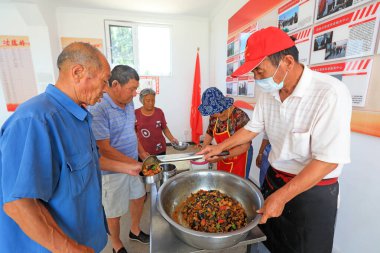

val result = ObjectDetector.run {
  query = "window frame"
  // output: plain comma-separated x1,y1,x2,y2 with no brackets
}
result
104,19,172,77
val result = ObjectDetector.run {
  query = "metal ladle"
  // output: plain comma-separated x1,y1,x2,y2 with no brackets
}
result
142,151,230,169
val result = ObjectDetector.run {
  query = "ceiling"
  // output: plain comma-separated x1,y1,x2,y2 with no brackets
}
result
8,0,228,17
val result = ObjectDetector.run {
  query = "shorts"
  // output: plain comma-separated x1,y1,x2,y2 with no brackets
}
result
102,173,146,218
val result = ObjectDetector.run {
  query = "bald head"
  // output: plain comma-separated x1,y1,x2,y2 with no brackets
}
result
57,42,104,73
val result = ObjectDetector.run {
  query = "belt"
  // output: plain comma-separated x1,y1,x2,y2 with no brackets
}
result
271,167,338,186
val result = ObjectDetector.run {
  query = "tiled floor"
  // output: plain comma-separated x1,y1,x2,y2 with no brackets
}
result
100,194,151,253
101,145,270,253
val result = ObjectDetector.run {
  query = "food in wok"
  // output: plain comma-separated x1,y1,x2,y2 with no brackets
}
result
174,189,247,233
142,163,161,176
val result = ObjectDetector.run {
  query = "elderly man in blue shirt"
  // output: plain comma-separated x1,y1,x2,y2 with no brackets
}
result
0,42,140,253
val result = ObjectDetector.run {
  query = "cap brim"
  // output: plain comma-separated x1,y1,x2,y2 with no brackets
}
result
231,57,265,77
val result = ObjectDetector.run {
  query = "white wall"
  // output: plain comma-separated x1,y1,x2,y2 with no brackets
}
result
333,132,380,253
210,1,380,253
0,3,55,125
56,7,210,142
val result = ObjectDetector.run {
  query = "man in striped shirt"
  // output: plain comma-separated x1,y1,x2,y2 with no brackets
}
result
88,65,149,253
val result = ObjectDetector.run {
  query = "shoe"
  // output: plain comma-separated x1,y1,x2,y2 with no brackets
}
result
112,247,128,253
129,230,150,244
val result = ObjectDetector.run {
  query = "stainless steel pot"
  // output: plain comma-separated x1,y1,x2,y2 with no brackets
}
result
157,170,264,250
139,170,162,185
160,163,177,183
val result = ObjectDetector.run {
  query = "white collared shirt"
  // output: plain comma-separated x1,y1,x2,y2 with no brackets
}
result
245,66,352,178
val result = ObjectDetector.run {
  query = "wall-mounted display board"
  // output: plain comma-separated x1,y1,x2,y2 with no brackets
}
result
226,22,258,98
226,0,283,101
310,57,373,106
310,2,380,64
289,27,313,64
278,0,316,33
60,37,104,53
315,0,373,23
226,76,255,98
138,76,160,94
227,0,380,137
0,35,37,111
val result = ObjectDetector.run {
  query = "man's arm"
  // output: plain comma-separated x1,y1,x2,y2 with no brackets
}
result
207,142,251,163
198,128,258,160
99,156,140,176
3,199,93,253
97,139,141,175
256,138,270,168
257,159,337,223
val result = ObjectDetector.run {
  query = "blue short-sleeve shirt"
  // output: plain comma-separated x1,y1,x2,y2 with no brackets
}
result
0,84,107,252
88,93,138,175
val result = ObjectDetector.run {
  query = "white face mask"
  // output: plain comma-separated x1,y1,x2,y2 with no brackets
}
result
255,60,288,93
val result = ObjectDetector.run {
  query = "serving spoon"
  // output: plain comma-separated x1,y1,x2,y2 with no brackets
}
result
142,151,230,169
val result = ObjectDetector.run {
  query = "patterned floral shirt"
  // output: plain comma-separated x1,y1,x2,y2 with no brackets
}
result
206,107,250,137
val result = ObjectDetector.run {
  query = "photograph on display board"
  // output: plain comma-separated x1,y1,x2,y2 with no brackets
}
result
279,5,299,32
239,33,251,53
227,42,234,57
313,31,333,51
238,81,248,96
325,39,347,60
278,0,316,33
226,82,233,95
315,0,372,22
227,63,234,76
239,54,245,66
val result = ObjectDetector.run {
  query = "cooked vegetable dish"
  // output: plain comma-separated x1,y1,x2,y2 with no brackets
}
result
179,190,247,233
142,163,161,176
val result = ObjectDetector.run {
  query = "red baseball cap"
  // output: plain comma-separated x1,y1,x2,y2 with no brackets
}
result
231,27,295,77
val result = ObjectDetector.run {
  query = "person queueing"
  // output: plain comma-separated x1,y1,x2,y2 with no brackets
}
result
135,88,178,157
88,65,149,253
199,27,352,253
0,42,140,253
198,87,253,179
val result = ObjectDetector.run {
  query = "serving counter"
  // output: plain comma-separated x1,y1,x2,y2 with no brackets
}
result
149,182,266,253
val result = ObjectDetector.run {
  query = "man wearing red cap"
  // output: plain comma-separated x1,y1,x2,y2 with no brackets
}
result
200,27,352,253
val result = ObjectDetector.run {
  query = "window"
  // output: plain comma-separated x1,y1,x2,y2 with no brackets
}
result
105,20,172,76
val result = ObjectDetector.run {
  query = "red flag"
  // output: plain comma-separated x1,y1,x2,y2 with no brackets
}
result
190,49,203,144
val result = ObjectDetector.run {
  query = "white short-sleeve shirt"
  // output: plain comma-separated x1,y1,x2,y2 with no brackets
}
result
245,66,352,178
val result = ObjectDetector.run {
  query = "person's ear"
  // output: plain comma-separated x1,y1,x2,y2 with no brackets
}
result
72,64,85,82
283,55,295,71
111,80,119,88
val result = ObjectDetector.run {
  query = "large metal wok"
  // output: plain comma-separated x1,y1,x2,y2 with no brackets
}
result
157,170,264,250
